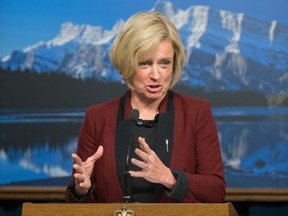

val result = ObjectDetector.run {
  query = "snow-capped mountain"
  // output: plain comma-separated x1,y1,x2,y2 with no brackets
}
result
1,0,288,94
1,19,125,81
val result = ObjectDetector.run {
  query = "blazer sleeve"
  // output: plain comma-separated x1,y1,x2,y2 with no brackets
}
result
65,108,98,203
186,100,225,202
165,99,226,203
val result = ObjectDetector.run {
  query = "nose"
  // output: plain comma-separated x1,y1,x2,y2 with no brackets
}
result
150,64,160,79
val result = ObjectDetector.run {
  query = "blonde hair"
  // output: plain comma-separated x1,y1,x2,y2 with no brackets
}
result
110,11,185,88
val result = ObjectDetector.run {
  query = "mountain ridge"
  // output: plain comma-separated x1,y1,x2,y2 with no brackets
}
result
1,0,287,95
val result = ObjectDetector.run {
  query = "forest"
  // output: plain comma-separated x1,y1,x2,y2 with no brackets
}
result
1,67,286,109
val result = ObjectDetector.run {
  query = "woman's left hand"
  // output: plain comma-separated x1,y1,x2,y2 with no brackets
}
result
129,136,176,190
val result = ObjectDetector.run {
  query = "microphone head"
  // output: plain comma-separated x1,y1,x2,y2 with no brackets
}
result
130,109,139,121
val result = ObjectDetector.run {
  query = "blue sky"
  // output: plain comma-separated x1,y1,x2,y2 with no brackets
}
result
0,0,287,58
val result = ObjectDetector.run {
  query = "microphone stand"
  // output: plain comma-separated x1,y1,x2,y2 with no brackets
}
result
123,109,139,203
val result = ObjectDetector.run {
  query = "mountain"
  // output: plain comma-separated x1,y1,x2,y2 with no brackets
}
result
1,0,288,94
1,20,125,81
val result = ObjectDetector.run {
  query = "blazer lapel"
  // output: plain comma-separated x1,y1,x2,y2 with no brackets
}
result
154,91,174,167
115,91,132,195
115,120,130,193
155,113,174,167
153,91,174,198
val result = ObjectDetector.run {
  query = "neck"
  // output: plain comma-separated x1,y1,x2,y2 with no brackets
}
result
131,93,164,120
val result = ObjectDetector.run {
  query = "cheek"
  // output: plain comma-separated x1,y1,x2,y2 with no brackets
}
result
132,72,148,85
162,71,173,82
134,71,149,81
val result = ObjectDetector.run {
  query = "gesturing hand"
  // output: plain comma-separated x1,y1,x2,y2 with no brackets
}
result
129,137,176,190
72,145,104,196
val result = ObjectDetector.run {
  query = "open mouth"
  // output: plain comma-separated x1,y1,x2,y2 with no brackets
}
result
147,85,162,92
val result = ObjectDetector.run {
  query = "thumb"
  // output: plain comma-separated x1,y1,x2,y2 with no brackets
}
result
86,145,104,163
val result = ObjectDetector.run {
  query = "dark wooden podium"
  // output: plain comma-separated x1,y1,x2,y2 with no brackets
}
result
22,202,238,216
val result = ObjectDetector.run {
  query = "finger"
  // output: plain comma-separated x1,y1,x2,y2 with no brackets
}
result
138,137,152,153
78,181,90,188
74,173,85,182
134,148,150,162
129,170,144,178
73,164,83,174
131,158,148,169
76,177,91,189
86,145,104,163
72,153,83,165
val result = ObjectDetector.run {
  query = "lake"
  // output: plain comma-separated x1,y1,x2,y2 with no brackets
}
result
0,107,287,187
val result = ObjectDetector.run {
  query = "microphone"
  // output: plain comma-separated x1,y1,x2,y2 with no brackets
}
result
123,109,139,203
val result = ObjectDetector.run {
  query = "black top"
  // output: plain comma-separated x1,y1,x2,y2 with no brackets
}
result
114,92,176,203
129,114,161,203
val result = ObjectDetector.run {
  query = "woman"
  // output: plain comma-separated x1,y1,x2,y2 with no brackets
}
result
65,11,226,203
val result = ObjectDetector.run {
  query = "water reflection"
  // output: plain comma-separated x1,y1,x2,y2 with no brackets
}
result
0,121,81,184
0,108,287,187
219,121,288,175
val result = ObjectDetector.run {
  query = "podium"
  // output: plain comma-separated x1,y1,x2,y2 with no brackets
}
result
22,202,238,216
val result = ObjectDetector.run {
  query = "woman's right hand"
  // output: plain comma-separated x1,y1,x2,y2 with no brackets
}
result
72,145,104,196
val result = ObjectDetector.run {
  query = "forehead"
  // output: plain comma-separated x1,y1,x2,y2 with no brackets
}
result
141,39,174,60
155,40,174,56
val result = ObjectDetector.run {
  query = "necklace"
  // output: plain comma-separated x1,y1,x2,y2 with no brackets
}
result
135,114,159,128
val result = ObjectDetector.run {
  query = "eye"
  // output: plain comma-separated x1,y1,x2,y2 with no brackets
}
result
159,59,171,68
138,60,152,69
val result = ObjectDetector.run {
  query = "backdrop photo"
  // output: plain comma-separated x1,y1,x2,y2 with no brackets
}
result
0,0,288,189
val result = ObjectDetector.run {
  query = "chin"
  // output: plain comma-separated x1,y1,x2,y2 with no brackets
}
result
146,90,167,100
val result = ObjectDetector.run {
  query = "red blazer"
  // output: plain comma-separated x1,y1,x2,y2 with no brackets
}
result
65,91,226,203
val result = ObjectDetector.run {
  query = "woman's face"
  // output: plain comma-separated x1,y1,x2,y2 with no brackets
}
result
131,39,174,103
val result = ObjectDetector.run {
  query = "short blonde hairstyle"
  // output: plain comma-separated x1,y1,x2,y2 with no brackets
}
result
110,11,185,89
